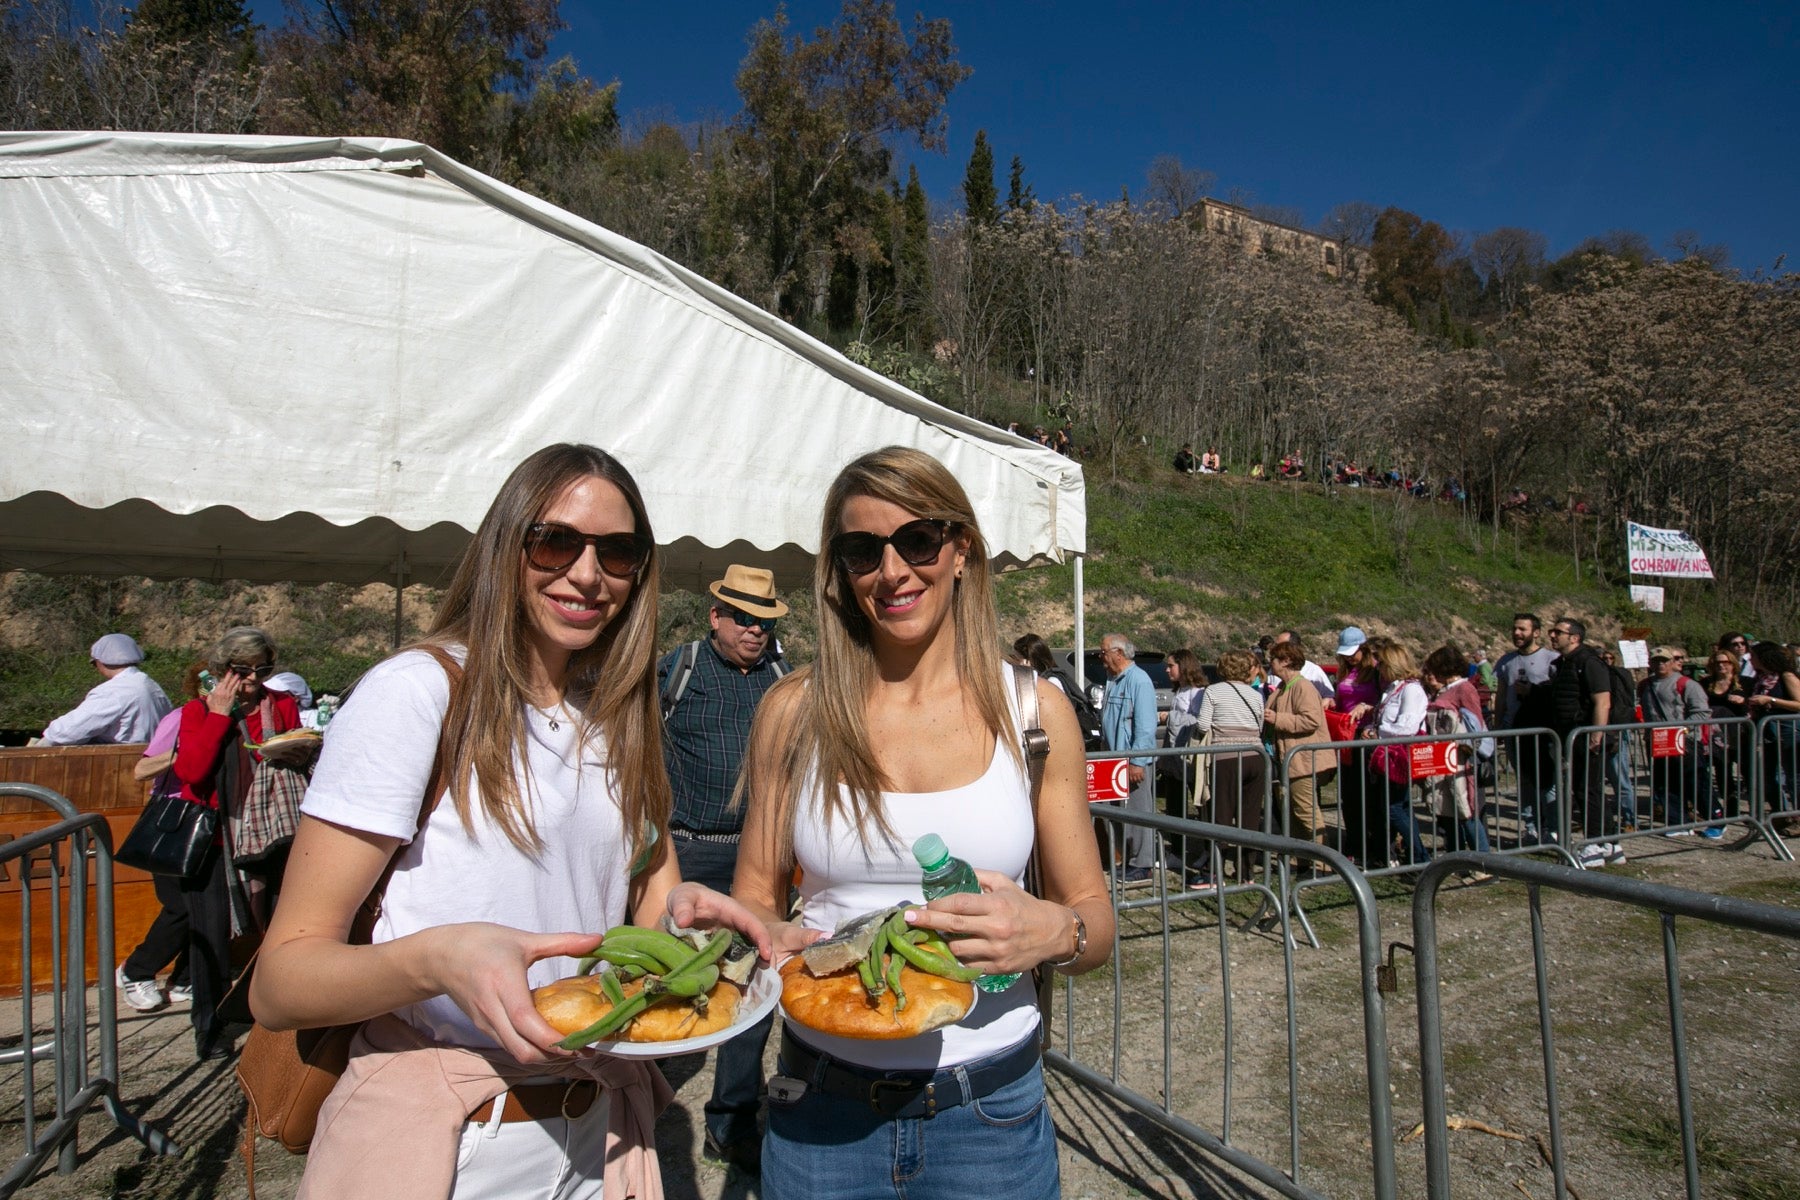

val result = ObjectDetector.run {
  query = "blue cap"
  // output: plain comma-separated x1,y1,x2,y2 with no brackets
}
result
1335,627,1367,657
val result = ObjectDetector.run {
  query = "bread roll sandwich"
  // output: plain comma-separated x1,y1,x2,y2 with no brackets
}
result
778,905,980,1040
534,974,742,1043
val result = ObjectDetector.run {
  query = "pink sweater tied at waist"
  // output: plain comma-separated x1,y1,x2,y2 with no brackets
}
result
299,1013,674,1200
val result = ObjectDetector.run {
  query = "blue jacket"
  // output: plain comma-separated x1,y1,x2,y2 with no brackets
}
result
1102,664,1157,766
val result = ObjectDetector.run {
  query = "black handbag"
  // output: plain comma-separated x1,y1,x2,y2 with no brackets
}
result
116,791,217,878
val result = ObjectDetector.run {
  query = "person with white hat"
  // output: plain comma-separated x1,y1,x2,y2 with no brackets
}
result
37,633,172,745
656,563,791,1173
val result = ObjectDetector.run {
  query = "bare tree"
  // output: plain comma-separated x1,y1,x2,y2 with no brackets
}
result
1144,154,1214,220
1318,200,1379,248
1469,226,1548,313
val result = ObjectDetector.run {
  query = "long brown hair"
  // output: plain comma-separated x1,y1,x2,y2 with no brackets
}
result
743,447,1018,860
423,444,668,856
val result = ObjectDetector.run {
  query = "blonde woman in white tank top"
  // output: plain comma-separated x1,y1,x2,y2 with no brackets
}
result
733,447,1113,1200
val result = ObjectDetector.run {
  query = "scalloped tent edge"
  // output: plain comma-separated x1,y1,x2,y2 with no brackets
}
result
0,132,1085,626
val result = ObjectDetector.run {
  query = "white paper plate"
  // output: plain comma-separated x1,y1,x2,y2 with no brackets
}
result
253,735,322,766
592,966,781,1059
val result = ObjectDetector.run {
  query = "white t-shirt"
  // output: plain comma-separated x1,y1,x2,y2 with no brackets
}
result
302,648,631,1050
1495,647,1558,728
1300,660,1334,701
789,675,1037,1071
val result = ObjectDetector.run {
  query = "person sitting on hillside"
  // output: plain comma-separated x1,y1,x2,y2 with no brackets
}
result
1249,461,1266,480
1277,453,1304,481
1173,444,1197,474
1200,447,1222,473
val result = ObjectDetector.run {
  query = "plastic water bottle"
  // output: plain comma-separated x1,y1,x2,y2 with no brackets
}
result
912,833,1020,993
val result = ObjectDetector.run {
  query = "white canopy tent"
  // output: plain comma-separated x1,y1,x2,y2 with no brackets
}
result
0,133,1084,632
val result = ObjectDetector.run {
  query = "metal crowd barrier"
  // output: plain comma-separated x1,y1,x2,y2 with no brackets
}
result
1103,741,1280,918
1750,713,1799,861
1410,851,1800,1200
1,784,175,1198
1280,728,1573,939
1055,798,1398,1200
1555,717,1791,860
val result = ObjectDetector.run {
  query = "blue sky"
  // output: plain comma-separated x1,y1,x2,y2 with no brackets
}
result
555,1,1796,273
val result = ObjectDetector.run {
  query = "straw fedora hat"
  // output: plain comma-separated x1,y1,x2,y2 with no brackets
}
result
708,564,789,619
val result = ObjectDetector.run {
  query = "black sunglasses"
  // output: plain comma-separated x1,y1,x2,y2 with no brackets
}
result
227,662,275,679
722,607,778,632
829,519,960,576
523,523,652,577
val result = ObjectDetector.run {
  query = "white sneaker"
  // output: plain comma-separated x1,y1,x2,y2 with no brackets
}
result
1575,845,1608,871
116,965,167,1012
167,984,194,1005
1604,842,1628,864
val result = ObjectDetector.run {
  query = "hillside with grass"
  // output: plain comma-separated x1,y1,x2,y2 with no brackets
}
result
995,450,1640,657
0,448,1765,734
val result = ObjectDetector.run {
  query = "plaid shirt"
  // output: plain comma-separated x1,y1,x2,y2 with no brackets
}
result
658,638,786,834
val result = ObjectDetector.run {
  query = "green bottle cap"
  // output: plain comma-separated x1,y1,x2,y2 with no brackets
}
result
912,833,950,871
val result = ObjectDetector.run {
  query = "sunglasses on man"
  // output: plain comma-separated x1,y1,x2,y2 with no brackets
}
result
523,523,653,577
829,519,960,577
722,607,778,632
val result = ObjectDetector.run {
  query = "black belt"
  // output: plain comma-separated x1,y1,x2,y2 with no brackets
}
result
776,1032,1039,1120
670,827,740,844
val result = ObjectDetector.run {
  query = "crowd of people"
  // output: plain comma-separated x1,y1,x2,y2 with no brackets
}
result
1008,617,1800,881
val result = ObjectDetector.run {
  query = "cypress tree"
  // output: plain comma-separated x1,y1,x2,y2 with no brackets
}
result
1007,155,1034,212
963,130,997,224
900,165,934,348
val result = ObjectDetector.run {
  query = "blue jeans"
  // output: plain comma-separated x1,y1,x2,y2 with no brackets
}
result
1609,735,1638,826
1507,735,1557,843
672,835,773,1147
763,1044,1060,1200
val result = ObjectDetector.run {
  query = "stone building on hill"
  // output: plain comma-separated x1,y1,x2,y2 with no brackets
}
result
1192,198,1363,280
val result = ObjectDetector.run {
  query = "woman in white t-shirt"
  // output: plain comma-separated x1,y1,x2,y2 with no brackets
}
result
733,447,1113,1200
252,444,768,1200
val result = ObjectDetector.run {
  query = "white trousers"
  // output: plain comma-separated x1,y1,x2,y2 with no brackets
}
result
451,1089,611,1200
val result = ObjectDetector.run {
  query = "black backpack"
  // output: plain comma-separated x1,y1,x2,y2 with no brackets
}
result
1045,667,1105,750
1606,663,1639,727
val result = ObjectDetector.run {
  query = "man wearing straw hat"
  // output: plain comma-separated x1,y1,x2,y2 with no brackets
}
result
656,564,791,1175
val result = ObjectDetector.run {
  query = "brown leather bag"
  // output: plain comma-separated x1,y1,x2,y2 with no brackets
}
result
233,648,460,1195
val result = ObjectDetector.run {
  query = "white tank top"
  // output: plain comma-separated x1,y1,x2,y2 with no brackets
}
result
788,669,1038,1070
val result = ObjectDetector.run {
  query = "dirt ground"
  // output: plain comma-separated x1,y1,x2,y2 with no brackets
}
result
4,829,1796,1199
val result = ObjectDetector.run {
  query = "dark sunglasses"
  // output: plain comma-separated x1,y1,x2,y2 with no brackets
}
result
227,662,275,679
722,607,778,632
523,523,652,577
829,519,960,576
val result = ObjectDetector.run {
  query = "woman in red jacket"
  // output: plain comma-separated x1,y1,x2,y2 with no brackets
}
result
170,625,300,1059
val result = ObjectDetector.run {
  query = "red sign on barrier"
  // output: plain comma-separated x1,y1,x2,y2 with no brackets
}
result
1086,758,1131,803
1409,742,1462,779
1651,727,1688,758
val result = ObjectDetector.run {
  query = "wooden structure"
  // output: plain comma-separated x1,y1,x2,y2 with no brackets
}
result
1,744,160,997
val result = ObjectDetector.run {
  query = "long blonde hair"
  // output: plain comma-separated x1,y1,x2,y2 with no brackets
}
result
422,444,669,857
743,447,1019,862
